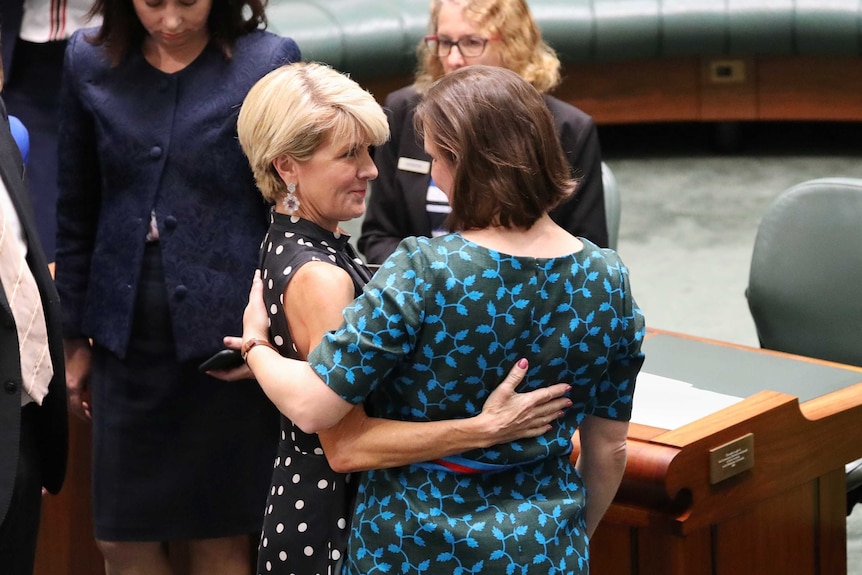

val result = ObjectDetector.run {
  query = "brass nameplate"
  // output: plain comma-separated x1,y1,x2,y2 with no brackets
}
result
709,433,754,485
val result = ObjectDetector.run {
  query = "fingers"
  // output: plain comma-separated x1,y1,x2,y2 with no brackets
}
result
68,396,91,421
223,335,243,351
248,269,262,302
543,382,571,400
496,358,529,393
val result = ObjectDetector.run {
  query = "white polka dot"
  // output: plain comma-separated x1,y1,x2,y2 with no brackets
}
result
283,265,293,276
279,551,288,561
295,500,305,510
304,546,314,556
327,246,336,254
274,335,284,346
262,537,268,547
284,456,292,467
298,522,308,532
328,255,337,262
267,278,274,290
267,504,273,514
276,523,285,533
267,242,273,252
333,231,342,239
337,517,347,529
292,474,301,483
290,215,300,223
265,560,272,571
270,486,276,495
277,485,284,495
285,231,294,238
270,303,278,315
275,245,284,255
313,447,324,456
317,479,329,489
332,549,342,560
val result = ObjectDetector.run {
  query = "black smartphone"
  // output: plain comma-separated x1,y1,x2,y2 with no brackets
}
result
198,349,244,373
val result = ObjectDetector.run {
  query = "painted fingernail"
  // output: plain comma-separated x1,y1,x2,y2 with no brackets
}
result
518,358,528,368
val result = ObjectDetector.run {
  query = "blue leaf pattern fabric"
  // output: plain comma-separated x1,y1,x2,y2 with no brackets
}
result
308,234,645,574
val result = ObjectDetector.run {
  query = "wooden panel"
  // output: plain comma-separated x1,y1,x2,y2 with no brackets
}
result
34,417,104,575
557,59,702,124
361,74,413,106
758,57,862,121
699,57,758,121
714,481,817,574
637,521,712,575
590,522,634,575
818,468,849,575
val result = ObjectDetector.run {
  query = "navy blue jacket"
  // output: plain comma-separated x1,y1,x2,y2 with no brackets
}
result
55,29,300,361
359,85,608,264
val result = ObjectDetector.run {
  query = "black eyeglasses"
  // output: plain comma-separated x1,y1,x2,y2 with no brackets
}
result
424,34,501,58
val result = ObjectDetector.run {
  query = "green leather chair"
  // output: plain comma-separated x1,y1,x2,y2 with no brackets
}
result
601,162,621,251
746,177,862,514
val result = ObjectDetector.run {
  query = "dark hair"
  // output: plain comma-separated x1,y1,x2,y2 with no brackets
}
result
87,0,268,65
414,65,576,231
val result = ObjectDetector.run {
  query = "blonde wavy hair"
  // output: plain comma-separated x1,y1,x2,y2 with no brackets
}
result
237,62,389,203
414,0,561,94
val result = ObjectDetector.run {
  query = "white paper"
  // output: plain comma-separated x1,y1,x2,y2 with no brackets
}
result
630,372,744,429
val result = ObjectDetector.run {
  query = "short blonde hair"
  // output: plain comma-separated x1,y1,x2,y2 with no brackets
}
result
238,62,389,202
414,0,561,94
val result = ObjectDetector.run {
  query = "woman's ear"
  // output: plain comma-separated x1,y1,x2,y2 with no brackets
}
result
272,154,296,183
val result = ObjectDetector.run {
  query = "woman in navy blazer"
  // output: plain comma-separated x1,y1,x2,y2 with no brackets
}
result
359,0,608,265
53,0,299,571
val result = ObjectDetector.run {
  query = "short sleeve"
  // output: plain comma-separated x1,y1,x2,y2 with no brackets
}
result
306,237,428,404
590,251,646,421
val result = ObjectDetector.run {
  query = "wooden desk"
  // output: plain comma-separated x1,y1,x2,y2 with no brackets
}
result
589,328,862,575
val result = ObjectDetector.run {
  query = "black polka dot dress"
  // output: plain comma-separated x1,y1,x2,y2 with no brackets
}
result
256,210,372,575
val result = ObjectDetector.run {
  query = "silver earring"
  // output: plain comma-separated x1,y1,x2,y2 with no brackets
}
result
283,182,300,214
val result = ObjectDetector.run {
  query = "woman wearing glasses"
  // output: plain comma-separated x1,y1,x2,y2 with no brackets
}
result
358,0,608,265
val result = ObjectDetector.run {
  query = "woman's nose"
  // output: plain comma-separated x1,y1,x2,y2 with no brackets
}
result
163,7,183,30
362,154,379,180
445,47,466,70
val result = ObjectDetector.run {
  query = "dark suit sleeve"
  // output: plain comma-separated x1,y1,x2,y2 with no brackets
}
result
54,33,102,339
359,90,419,264
0,96,68,497
548,99,609,248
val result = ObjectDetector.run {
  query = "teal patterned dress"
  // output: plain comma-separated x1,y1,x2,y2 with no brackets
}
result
307,234,645,574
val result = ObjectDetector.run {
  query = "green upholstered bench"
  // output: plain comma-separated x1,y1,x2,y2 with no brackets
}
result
267,0,862,124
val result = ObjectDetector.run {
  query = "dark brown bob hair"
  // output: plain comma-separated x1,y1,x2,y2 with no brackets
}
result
87,0,268,65
414,65,577,231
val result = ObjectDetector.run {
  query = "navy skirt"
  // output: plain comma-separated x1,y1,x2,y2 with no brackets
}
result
90,243,278,541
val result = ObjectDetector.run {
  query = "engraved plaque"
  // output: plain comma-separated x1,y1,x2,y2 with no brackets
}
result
709,433,754,485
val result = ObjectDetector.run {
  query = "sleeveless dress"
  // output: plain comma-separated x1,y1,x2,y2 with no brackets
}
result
256,211,372,575
308,234,646,574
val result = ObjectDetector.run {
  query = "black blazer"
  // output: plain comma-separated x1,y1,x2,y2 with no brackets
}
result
0,97,68,520
359,85,608,264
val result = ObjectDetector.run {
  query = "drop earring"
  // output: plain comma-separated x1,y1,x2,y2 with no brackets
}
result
283,182,300,215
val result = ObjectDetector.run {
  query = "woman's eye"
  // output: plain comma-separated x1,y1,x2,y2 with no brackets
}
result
463,37,484,49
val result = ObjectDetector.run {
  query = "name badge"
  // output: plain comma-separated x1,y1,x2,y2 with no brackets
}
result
397,157,431,174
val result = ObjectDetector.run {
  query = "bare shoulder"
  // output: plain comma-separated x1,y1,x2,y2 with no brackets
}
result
288,261,355,303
